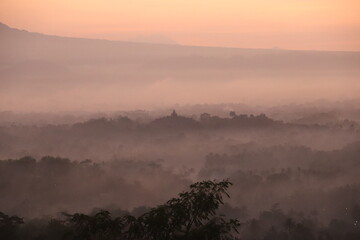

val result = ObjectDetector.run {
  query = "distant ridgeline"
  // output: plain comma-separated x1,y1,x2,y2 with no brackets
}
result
72,111,283,133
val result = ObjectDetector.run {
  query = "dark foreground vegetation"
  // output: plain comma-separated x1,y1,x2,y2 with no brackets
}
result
1,180,360,240
1,180,241,240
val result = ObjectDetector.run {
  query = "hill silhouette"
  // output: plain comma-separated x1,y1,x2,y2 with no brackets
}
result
1,22,360,111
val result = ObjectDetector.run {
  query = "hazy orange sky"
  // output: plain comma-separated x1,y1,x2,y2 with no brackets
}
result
1,0,359,51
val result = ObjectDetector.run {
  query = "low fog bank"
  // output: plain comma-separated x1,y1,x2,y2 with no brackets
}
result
1,23,360,112
1,99,360,126
1,140,359,225
2,78,359,112
0,110,359,163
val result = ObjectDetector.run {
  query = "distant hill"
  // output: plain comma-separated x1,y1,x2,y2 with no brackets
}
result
1,22,359,76
1,22,360,111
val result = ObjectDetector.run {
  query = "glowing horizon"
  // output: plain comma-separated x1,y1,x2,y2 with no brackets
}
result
1,0,359,51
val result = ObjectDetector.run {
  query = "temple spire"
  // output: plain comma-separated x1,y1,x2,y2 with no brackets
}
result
171,110,178,117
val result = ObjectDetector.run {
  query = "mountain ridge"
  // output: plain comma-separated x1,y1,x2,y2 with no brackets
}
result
1,22,359,53
1,22,359,112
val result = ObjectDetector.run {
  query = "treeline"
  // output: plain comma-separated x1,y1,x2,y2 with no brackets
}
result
0,111,282,151
0,156,190,218
1,181,359,240
23,110,359,132
1,110,357,162
1,141,359,222
201,141,360,174
72,111,281,133
200,142,360,222
1,180,240,240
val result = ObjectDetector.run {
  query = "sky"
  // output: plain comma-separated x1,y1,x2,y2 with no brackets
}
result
0,0,359,51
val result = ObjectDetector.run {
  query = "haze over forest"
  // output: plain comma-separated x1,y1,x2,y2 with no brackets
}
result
0,18,360,240
1,23,359,112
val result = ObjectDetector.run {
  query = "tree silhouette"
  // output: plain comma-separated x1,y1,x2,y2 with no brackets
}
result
124,179,240,240
63,210,125,240
0,212,24,240
63,180,240,240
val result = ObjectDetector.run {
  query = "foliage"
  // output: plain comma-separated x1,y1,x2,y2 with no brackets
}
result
63,210,124,240
125,180,240,240
62,180,240,240
0,212,24,240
